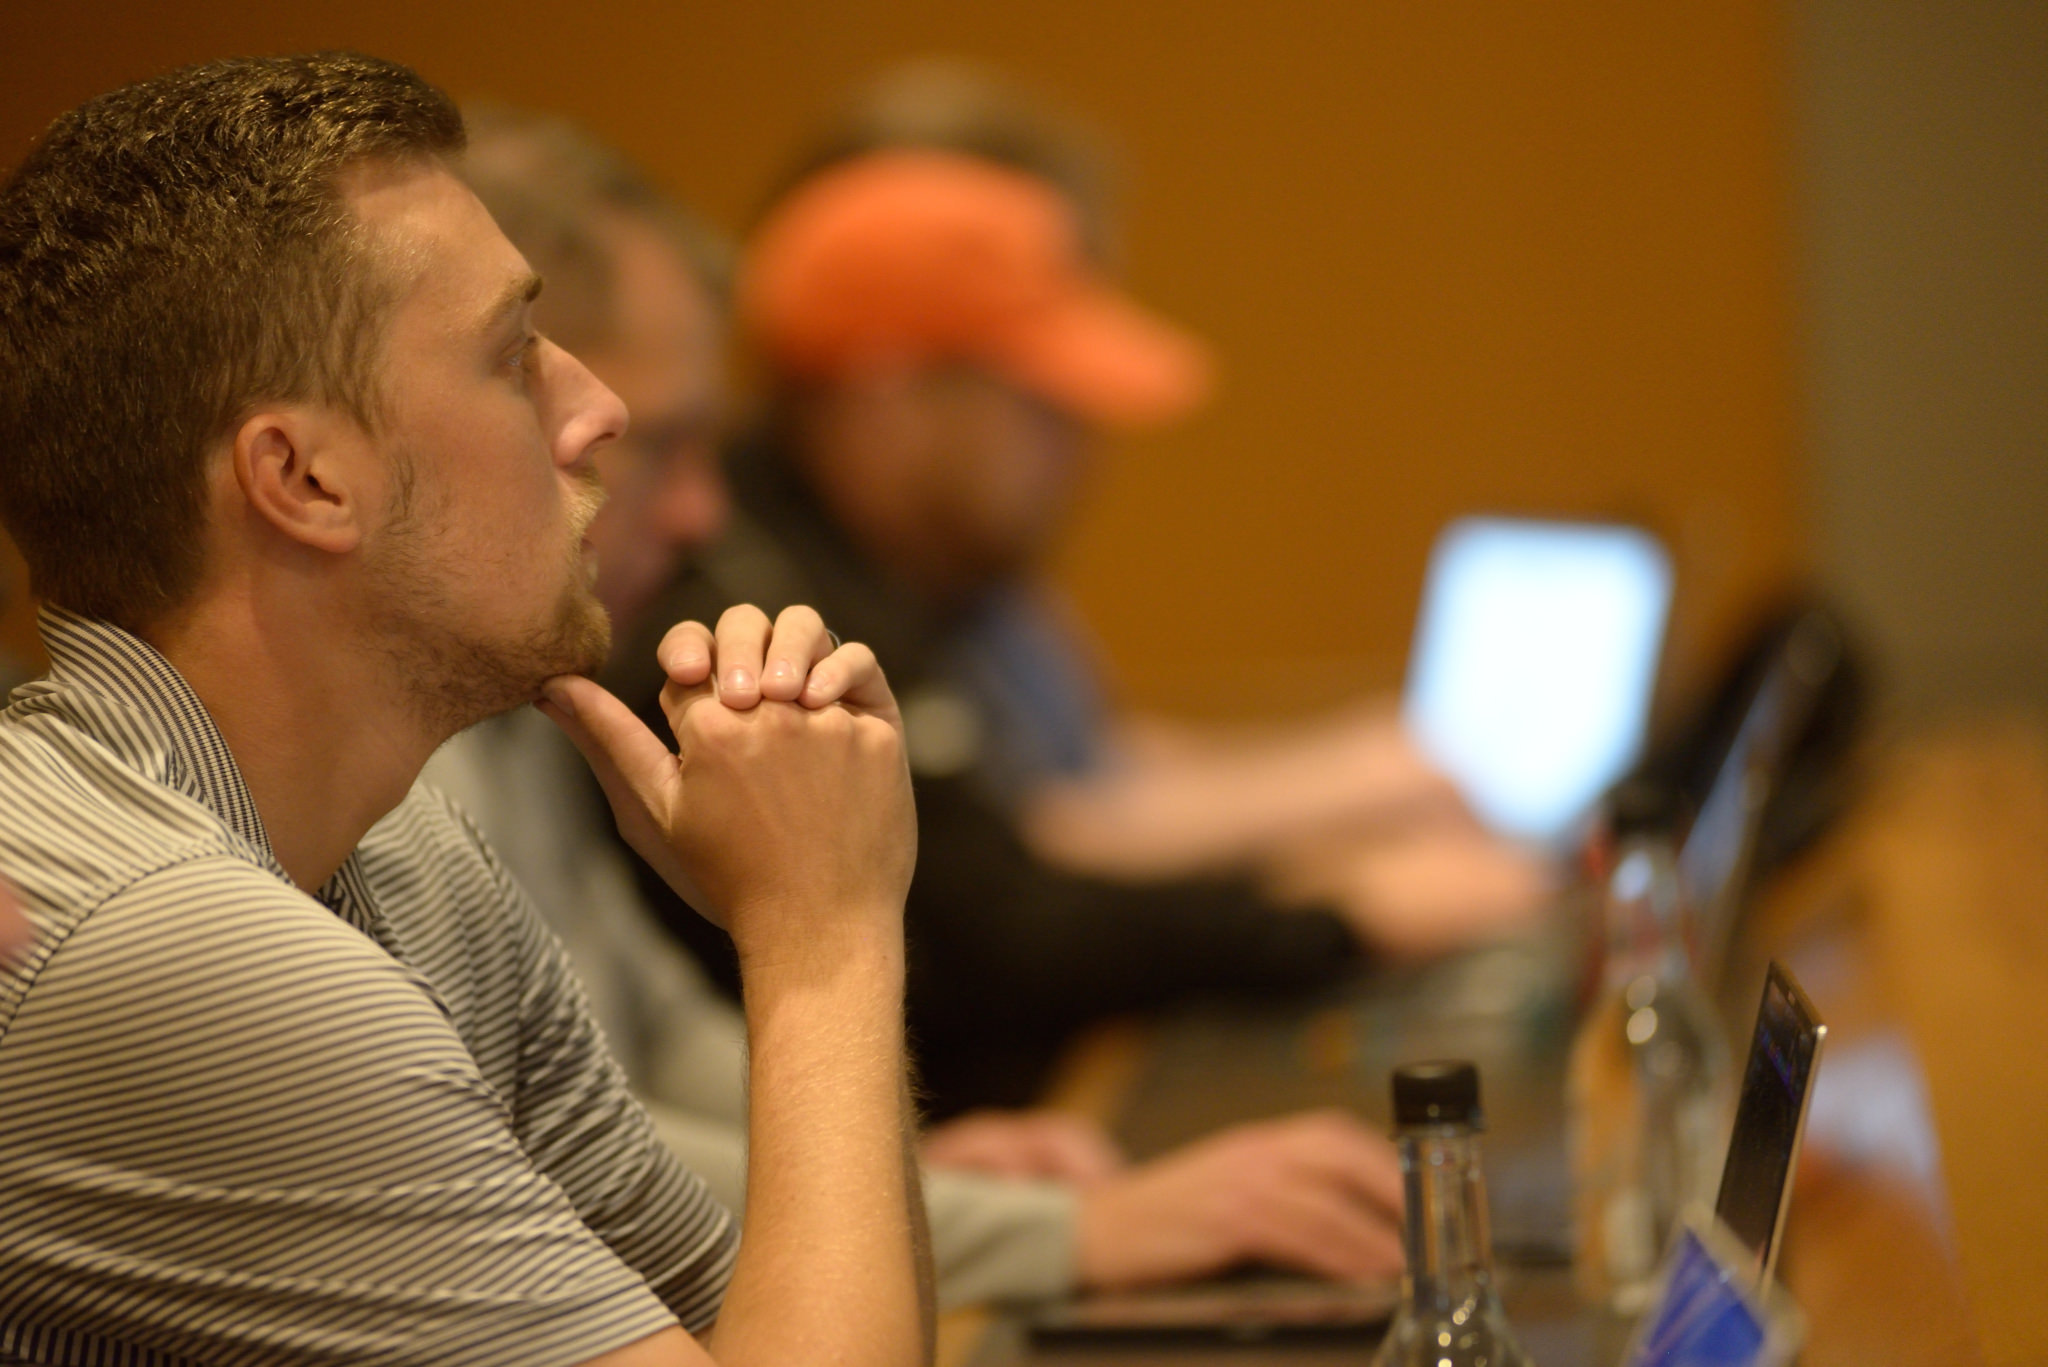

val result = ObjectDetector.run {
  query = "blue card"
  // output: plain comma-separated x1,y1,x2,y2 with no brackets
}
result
1624,1215,1803,1367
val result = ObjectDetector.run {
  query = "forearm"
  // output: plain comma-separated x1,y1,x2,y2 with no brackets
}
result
1023,707,1445,879
540,609,927,1364
707,931,931,1367
901,1072,937,1358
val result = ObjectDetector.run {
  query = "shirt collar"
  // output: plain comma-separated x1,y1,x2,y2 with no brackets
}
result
40,605,273,852
35,606,390,936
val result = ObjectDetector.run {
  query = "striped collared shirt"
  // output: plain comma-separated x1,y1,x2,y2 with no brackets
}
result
0,609,736,1365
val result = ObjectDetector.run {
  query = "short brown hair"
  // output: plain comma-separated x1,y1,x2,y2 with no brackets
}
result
0,52,464,630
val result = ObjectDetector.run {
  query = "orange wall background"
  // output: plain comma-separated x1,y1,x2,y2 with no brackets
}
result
0,0,1805,720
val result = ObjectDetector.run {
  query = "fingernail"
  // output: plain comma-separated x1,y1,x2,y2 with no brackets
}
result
539,678,573,712
767,660,796,683
725,668,751,693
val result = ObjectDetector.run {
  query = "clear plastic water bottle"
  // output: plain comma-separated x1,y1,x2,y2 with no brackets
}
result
1569,780,1734,1314
1373,1060,1534,1367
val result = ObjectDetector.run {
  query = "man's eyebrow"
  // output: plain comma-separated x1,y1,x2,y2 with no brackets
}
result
476,271,544,335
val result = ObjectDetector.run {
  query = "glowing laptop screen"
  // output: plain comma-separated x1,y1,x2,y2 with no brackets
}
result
1403,517,1672,846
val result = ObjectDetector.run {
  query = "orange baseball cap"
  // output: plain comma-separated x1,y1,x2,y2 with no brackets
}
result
739,150,1213,428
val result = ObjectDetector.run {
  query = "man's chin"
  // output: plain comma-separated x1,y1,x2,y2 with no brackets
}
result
456,597,614,730
545,597,614,695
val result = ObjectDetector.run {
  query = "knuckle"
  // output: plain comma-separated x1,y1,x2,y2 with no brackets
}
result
859,721,904,763
776,604,825,634
718,603,772,635
662,618,712,646
758,699,808,735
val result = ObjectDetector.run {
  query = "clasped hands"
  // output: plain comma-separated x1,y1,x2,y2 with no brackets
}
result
538,604,916,963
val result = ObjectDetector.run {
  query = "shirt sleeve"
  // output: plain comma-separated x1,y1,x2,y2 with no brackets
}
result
921,1167,1079,1309
381,788,739,1334
637,1092,1078,1310
0,855,694,1366
899,771,1365,1116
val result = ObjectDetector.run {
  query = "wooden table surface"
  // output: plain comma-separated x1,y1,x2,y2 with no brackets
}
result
940,719,2043,1367
1722,717,2048,1367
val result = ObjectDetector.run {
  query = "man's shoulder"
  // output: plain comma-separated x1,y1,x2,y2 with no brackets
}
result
0,691,265,944
354,775,563,1004
0,844,413,1065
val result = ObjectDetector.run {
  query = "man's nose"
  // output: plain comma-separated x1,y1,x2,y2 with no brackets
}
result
550,340,630,469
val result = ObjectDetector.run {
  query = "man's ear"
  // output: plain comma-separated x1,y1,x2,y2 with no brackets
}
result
230,409,367,554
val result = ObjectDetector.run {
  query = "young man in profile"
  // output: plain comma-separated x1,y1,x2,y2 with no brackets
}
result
0,53,928,1366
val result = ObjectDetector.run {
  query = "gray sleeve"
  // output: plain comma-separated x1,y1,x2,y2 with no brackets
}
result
641,1098,751,1214
922,1167,1081,1308
0,863,686,1366
640,1097,1078,1308
427,718,749,1127
641,1037,1078,1308
458,825,739,1334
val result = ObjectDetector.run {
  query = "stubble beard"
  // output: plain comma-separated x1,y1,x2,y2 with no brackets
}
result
368,466,613,740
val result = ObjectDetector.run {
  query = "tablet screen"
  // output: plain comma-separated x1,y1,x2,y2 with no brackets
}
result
1403,517,1672,846
1715,962,1826,1286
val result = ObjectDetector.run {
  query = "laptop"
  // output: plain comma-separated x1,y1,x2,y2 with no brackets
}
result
1403,516,1673,850
1674,610,1848,987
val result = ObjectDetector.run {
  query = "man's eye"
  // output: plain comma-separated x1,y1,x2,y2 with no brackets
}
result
507,334,540,373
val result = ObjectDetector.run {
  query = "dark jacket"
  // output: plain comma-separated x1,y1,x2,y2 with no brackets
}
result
608,430,1362,1117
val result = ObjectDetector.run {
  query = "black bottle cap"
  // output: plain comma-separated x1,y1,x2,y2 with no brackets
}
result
1391,1060,1484,1130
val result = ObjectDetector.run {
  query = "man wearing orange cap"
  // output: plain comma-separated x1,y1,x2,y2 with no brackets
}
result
616,146,1543,1124
743,149,1210,430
